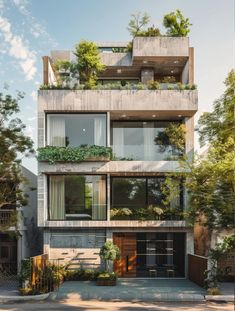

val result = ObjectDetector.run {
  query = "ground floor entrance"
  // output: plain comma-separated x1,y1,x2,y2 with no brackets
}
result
113,232,185,278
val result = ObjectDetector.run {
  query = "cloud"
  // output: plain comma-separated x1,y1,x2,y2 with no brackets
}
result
12,0,29,15
0,16,37,80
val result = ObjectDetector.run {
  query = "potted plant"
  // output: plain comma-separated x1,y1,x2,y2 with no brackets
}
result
96,271,117,286
98,241,120,285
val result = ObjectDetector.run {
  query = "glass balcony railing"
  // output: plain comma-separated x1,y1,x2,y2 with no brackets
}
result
112,144,182,161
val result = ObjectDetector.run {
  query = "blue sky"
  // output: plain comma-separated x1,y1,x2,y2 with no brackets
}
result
0,0,234,174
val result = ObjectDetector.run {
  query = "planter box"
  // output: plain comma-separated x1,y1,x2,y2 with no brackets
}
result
96,279,116,286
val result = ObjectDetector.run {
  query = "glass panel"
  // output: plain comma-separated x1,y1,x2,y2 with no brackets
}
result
136,232,185,277
49,175,106,220
111,121,182,160
147,178,165,207
111,177,183,220
47,114,106,147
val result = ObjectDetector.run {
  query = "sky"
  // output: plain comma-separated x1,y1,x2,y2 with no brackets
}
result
0,0,234,174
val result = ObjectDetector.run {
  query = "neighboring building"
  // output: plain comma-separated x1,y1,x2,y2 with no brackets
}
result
0,166,40,274
38,37,198,277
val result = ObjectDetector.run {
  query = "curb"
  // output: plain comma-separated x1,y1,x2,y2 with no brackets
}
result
56,293,206,302
205,295,234,302
0,292,50,303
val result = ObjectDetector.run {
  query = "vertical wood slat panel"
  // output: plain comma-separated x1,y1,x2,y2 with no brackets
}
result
113,233,136,277
188,254,207,287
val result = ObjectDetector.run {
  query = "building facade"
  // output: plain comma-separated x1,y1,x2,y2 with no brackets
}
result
38,37,198,278
0,166,39,274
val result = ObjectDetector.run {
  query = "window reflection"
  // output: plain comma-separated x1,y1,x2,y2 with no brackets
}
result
111,121,183,160
47,114,106,147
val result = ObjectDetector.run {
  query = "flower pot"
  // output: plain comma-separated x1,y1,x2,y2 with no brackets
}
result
96,279,116,286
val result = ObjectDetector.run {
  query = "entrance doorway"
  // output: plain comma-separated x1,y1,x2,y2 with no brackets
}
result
113,232,185,278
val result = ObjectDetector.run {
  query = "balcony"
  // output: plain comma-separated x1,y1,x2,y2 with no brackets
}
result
38,89,198,117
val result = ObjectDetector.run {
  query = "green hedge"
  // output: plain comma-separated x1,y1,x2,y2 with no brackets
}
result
37,145,113,164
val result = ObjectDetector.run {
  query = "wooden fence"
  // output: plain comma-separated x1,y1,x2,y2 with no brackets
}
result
188,253,208,287
31,254,48,287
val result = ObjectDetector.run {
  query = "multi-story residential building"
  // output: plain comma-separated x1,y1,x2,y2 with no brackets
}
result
0,166,40,275
38,37,198,278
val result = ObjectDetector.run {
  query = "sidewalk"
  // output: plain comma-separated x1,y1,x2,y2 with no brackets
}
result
205,282,235,303
55,279,206,302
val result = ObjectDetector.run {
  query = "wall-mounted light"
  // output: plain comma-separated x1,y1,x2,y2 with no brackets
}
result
143,60,148,64
121,114,126,118
117,69,122,73
171,70,174,73
178,114,182,118
152,114,156,118
174,60,179,64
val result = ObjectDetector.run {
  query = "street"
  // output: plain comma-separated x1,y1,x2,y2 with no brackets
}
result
0,301,234,311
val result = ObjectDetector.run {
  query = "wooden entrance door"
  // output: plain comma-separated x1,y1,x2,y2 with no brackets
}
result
113,233,136,277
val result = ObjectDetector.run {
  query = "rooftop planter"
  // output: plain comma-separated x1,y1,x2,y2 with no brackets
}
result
39,81,197,91
37,145,112,164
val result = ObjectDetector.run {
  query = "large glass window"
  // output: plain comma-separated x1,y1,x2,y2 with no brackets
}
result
111,121,183,160
49,175,106,220
47,114,106,147
111,177,183,220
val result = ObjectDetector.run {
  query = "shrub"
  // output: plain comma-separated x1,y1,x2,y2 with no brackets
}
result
97,271,117,281
64,269,99,281
37,145,113,164
207,287,221,295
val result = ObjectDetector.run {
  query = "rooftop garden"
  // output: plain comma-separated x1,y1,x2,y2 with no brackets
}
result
40,10,193,90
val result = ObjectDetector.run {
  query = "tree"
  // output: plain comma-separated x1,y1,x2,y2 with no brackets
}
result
157,71,234,252
53,40,105,89
127,12,150,37
186,70,235,229
99,241,120,272
163,10,192,37
0,91,34,231
74,40,105,88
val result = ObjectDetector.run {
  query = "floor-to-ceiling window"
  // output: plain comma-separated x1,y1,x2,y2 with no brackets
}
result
48,175,106,220
111,177,183,220
136,232,185,277
47,114,106,147
111,121,184,160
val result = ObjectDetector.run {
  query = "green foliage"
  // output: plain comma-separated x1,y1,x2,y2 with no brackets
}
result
127,12,150,37
0,91,34,230
154,122,186,155
163,9,192,37
37,145,113,164
147,80,160,90
112,47,128,53
74,40,106,88
141,26,161,37
197,70,235,147
162,76,176,83
39,81,197,91
97,271,117,281
19,258,32,286
186,70,235,229
52,40,105,89
205,235,235,288
65,269,99,281
99,241,120,272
